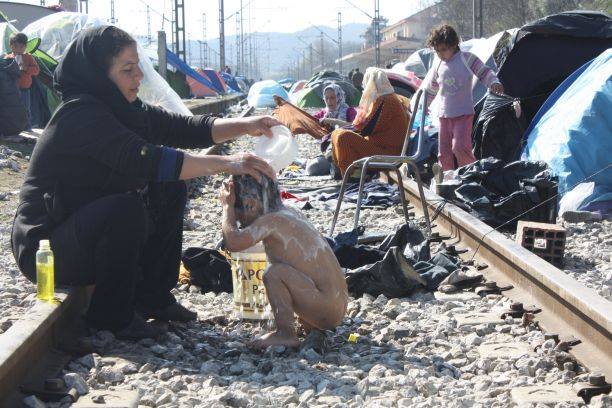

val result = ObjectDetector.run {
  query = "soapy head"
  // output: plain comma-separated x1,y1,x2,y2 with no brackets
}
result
233,174,283,226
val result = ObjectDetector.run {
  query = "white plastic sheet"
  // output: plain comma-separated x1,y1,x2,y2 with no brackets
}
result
23,12,190,115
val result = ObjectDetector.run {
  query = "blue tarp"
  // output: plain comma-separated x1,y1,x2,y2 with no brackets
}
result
165,49,223,93
220,72,241,93
523,48,612,211
247,80,289,108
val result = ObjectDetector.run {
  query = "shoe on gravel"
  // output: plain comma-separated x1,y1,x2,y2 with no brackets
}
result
438,268,483,293
141,303,197,322
114,314,161,341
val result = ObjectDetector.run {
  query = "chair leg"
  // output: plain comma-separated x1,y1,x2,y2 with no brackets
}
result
394,168,410,225
407,161,432,235
329,162,358,236
353,162,370,232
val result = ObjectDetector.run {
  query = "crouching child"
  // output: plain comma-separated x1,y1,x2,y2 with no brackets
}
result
220,175,348,349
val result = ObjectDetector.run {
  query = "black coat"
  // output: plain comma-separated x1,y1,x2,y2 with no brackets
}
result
11,26,217,273
0,57,27,135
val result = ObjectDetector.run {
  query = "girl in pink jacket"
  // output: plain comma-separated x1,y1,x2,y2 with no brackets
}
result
423,25,504,173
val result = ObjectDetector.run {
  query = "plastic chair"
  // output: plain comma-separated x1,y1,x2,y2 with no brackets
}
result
328,89,432,237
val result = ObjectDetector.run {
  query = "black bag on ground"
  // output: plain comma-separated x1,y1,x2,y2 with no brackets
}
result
472,93,527,164
181,248,233,293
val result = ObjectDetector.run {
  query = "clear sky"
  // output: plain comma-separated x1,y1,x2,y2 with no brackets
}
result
9,0,429,40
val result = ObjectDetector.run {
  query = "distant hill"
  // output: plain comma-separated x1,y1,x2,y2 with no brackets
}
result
183,23,368,79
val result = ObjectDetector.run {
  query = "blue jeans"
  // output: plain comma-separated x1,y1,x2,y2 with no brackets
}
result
19,88,32,130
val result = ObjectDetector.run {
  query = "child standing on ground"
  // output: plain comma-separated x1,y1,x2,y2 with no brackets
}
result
423,24,503,177
7,33,40,131
220,175,348,349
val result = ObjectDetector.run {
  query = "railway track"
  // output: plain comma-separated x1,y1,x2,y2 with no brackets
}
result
383,170,612,380
1,115,610,406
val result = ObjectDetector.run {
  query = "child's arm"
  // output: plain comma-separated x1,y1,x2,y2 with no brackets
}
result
24,54,39,77
220,181,272,252
463,52,504,94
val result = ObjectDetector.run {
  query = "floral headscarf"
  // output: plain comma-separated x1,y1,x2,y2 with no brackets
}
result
322,83,350,121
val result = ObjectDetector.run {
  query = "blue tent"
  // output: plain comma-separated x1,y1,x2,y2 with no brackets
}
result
220,71,242,93
165,49,223,94
247,80,289,108
522,48,612,212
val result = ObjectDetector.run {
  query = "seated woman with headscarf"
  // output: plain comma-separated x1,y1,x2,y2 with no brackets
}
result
331,68,410,176
313,83,357,128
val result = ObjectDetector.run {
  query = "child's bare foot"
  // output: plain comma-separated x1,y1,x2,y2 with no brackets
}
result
250,331,300,350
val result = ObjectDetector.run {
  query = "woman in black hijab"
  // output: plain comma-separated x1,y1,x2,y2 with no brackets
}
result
11,26,278,339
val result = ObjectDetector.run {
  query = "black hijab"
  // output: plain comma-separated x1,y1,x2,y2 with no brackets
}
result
53,26,149,135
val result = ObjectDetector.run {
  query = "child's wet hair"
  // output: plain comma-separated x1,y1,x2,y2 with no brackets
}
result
232,174,283,215
9,32,28,46
426,24,460,49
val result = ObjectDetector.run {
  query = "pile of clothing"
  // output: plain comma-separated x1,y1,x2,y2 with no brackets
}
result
327,223,474,298
436,158,558,229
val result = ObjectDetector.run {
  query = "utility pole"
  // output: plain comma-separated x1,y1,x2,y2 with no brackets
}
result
338,12,342,74
320,32,325,70
173,0,186,62
146,6,151,44
240,0,245,78
248,3,253,80
110,0,116,24
473,0,483,38
374,0,380,67
219,0,225,71
309,43,313,76
235,11,241,75
79,0,88,13
157,31,167,79
202,13,208,68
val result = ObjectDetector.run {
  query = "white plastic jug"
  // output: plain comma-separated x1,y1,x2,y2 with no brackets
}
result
253,125,298,172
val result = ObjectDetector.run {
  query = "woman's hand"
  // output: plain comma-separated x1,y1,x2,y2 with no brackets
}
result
225,153,276,181
244,115,283,137
219,181,235,207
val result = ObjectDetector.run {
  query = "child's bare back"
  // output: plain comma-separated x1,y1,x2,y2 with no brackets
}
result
221,176,348,349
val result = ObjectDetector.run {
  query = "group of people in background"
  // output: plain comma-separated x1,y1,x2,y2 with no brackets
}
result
0,32,40,134
321,24,502,181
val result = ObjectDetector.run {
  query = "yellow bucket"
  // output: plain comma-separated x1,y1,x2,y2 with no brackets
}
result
231,244,270,320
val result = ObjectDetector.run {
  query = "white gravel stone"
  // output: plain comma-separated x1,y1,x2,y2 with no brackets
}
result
63,372,89,395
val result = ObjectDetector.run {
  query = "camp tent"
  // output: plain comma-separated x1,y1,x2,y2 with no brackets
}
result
522,49,612,214
496,10,612,123
220,71,242,93
247,80,289,108
294,70,361,108
202,68,227,93
472,11,612,164
186,68,220,97
383,69,421,99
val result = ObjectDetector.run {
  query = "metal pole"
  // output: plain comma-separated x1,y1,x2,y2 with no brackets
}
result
146,6,151,44
320,32,324,70
235,11,240,75
248,3,252,79
472,0,476,39
338,12,342,74
173,0,186,62
157,31,167,79
240,0,245,78
110,0,116,24
309,43,313,75
202,13,208,68
374,0,380,67
219,0,225,71
479,0,483,38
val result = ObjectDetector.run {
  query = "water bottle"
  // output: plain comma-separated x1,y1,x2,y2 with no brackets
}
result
36,239,55,301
